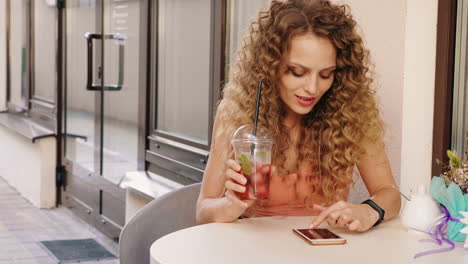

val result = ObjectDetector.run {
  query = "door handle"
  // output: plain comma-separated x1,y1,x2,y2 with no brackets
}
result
84,32,126,91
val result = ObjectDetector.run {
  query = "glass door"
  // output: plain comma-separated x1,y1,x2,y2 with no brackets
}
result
65,0,101,176
102,0,142,184
65,0,143,183
64,0,147,238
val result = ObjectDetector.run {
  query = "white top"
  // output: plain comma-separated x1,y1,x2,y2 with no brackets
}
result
150,216,467,264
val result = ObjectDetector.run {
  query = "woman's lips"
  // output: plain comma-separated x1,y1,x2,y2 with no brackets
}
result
295,95,316,107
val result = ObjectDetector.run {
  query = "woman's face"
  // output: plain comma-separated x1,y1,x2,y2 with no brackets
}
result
278,33,337,119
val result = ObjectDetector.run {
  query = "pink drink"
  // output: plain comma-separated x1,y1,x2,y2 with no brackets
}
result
237,162,271,200
231,125,272,200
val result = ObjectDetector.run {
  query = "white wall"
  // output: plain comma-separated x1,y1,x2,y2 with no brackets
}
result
0,128,56,208
334,0,438,200
333,0,406,201
400,0,439,194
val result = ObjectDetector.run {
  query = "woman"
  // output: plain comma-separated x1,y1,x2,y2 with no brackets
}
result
196,0,401,232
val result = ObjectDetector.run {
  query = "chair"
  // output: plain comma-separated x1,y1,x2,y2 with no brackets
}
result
119,183,201,264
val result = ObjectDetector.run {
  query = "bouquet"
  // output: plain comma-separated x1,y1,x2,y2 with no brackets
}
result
415,138,468,258
430,140,468,244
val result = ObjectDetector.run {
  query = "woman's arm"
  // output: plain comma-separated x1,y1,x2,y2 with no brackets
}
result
357,140,401,222
196,101,253,224
309,140,401,232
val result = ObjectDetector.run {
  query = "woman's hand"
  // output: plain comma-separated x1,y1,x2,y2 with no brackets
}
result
309,201,380,232
221,159,254,221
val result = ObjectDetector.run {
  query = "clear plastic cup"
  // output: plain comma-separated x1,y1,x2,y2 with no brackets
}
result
231,124,272,200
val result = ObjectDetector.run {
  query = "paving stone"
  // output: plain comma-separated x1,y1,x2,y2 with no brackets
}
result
5,248,33,259
0,177,119,263
34,257,58,264
13,258,39,264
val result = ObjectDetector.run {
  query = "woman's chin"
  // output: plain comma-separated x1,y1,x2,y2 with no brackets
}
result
284,102,316,118
292,105,314,115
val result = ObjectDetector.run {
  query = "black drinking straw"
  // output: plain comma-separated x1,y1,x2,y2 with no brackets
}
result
253,81,263,136
251,81,263,154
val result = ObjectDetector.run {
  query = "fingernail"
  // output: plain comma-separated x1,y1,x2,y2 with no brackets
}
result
309,224,315,228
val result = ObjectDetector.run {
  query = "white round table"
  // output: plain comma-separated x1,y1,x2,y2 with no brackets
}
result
150,216,467,264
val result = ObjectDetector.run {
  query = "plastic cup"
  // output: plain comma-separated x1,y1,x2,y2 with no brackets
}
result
231,124,272,200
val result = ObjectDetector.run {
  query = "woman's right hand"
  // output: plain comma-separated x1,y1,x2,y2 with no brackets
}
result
222,159,255,220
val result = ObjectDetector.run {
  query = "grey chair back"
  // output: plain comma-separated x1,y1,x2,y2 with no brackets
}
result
119,183,201,264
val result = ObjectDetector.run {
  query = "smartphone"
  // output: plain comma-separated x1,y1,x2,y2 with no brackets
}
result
293,228,346,245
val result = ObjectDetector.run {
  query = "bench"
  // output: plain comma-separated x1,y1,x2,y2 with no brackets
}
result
120,171,183,223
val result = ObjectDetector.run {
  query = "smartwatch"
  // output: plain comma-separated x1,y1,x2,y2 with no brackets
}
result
361,199,385,227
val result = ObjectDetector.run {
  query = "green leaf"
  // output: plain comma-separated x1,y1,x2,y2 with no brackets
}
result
257,151,266,159
238,154,252,176
447,150,461,169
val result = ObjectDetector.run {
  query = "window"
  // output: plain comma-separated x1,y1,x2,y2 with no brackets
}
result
148,0,225,184
156,0,212,146
31,0,57,106
8,0,30,111
225,0,269,77
452,0,468,155
0,0,6,110
147,0,272,184
5,0,58,128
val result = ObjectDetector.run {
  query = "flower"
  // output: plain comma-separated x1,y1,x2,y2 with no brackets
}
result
460,211,468,248
439,150,468,195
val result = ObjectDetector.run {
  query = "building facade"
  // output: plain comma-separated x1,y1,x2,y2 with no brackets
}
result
0,0,463,240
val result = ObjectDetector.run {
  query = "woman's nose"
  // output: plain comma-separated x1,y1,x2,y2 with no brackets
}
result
304,75,318,95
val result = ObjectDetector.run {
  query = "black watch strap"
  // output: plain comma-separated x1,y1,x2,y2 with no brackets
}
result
361,199,385,227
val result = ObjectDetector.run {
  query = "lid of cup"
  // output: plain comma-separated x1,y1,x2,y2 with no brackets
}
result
231,124,272,143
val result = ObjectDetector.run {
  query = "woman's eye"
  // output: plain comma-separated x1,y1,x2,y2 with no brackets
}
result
320,71,335,79
291,71,304,77
287,67,304,77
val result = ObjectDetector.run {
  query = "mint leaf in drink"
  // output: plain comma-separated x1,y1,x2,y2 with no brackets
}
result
257,151,266,159
238,154,252,176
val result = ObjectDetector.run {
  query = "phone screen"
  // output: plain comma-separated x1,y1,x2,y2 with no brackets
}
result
294,228,342,240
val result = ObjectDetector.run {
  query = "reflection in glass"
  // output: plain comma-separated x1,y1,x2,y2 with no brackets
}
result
157,0,211,145
102,0,141,184
65,0,143,185
9,0,29,109
65,0,98,174
33,0,57,103
225,0,269,78
452,0,468,155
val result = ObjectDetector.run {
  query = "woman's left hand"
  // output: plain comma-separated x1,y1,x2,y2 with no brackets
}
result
309,201,380,232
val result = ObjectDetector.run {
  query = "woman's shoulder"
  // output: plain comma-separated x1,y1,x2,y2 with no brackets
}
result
212,99,237,141
214,99,229,124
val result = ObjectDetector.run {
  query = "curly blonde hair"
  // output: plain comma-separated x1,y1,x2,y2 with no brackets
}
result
217,0,384,205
